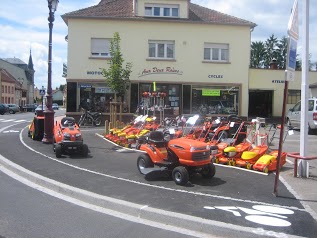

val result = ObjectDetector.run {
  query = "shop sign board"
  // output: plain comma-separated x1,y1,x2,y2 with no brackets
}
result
202,89,220,96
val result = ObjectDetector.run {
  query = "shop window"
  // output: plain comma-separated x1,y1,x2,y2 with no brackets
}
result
287,90,301,104
192,86,239,115
148,40,175,59
91,38,111,58
130,83,139,113
204,43,229,62
144,5,179,18
139,83,179,115
79,83,115,112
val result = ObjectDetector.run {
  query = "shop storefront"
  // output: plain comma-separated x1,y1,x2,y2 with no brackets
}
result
67,81,241,118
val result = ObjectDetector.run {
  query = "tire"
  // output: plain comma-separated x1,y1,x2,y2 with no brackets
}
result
94,117,101,126
53,139,56,152
246,163,253,170
286,118,291,128
137,154,154,174
31,130,37,140
55,144,62,158
218,130,228,140
82,144,89,157
201,164,216,178
172,166,189,186
263,166,269,173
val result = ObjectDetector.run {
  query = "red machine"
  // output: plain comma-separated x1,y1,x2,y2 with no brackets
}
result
53,117,89,158
137,131,216,185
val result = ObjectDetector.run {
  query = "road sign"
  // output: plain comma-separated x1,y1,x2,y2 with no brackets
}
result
286,36,297,82
287,0,299,40
39,89,46,96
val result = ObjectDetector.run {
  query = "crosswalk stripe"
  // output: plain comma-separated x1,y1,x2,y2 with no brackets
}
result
0,119,27,123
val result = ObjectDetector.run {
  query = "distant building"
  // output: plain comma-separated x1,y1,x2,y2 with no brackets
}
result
0,69,24,105
0,51,35,105
52,90,64,103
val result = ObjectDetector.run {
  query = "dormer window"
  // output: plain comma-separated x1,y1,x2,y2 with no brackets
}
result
145,4,179,18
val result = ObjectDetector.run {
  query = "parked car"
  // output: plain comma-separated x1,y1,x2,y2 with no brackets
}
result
6,104,20,114
23,104,37,112
0,103,9,115
35,105,48,115
52,103,59,110
286,97,317,134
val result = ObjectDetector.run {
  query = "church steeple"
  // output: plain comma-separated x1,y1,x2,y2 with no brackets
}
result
28,49,34,71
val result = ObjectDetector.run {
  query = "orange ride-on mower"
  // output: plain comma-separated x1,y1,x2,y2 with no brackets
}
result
137,131,216,185
53,117,89,158
28,114,45,141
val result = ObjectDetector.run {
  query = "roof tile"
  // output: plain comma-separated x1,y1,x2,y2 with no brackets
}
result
62,0,256,27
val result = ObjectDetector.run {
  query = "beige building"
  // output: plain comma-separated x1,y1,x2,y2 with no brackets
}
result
62,0,255,119
62,0,317,120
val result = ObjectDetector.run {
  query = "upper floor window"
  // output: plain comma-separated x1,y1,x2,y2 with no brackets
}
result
145,5,179,17
204,43,229,62
148,40,175,60
91,38,111,58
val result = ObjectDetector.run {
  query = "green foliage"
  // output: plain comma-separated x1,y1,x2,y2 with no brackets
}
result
101,32,132,99
250,34,313,70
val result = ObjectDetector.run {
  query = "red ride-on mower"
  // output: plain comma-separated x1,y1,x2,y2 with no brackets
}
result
137,131,216,185
53,117,89,158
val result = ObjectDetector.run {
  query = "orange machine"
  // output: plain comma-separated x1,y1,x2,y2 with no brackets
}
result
137,131,216,185
53,117,89,158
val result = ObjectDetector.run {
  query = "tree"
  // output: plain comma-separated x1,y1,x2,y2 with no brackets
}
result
101,32,132,101
264,34,278,68
250,41,266,68
276,36,288,69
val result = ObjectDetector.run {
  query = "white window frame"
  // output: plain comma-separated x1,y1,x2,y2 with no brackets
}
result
204,43,229,62
144,4,179,18
148,40,175,60
91,38,111,58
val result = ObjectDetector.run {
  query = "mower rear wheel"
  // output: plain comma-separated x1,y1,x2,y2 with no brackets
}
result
137,154,154,174
201,164,216,178
172,166,189,186
55,144,62,158
82,144,89,157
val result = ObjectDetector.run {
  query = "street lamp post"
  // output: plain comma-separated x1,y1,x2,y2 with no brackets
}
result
42,0,59,144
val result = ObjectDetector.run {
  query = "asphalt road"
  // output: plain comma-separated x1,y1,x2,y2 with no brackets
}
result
0,111,317,237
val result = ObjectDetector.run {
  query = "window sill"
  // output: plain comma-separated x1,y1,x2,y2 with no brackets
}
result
202,60,231,64
146,58,176,62
89,56,111,60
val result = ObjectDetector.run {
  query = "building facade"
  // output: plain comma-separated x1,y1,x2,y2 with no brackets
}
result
0,54,35,106
62,0,255,119
62,0,317,120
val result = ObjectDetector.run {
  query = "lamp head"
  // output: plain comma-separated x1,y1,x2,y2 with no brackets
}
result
48,0,59,12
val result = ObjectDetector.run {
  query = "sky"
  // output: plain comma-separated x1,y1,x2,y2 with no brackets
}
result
0,0,316,89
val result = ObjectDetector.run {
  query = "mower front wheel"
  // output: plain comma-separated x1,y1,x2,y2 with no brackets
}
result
201,164,216,178
55,144,62,158
172,166,189,186
82,144,89,157
137,154,154,174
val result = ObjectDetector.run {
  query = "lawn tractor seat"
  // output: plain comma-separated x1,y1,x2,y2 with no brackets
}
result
61,117,76,128
148,131,166,147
